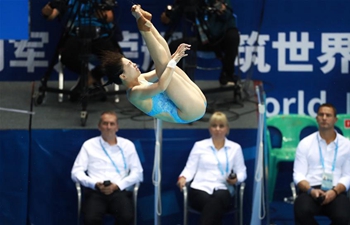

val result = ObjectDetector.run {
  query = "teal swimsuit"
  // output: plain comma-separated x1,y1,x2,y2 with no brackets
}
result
127,81,204,123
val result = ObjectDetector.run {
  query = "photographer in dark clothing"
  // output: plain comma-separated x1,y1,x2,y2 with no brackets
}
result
42,0,123,101
161,0,240,86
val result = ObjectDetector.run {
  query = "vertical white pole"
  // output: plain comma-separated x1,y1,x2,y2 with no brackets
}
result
250,85,268,225
0,41,4,71
153,119,162,225
58,54,64,103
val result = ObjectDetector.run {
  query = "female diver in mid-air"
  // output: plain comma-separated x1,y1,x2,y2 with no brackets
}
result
101,4,207,124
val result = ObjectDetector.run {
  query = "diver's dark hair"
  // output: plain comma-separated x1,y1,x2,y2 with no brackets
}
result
101,51,125,85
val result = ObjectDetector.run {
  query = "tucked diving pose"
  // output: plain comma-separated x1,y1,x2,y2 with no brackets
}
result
101,5,207,124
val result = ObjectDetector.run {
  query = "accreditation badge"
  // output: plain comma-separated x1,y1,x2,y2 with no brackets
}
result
321,172,333,191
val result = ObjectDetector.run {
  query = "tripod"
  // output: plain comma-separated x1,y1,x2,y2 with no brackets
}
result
35,0,123,126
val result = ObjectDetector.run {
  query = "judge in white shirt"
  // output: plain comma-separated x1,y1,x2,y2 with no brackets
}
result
177,111,247,225
293,103,350,225
71,111,143,225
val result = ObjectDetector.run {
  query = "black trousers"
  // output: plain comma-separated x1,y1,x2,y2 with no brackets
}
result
82,188,134,225
294,190,350,225
189,187,232,225
211,28,240,80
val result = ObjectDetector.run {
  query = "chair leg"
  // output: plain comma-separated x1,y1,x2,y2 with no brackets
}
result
239,182,245,225
183,186,188,225
133,183,139,225
75,182,81,225
268,157,278,202
114,84,120,103
58,54,64,102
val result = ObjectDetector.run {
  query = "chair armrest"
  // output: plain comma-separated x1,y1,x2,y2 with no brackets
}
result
283,181,298,204
133,182,140,225
291,182,297,200
182,184,188,225
133,182,140,209
133,182,140,200
239,182,245,225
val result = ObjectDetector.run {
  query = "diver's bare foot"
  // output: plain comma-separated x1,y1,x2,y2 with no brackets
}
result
131,5,151,31
131,4,152,20
131,5,141,19
140,7,152,21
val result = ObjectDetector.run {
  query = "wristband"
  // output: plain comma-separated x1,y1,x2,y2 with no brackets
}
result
332,187,339,196
307,187,313,195
167,59,177,69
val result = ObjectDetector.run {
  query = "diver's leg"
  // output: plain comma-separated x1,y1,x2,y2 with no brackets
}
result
137,5,171,57
131,5,170,77
170,43,206,102
158,43,206,121
163,72,206,121
174,67,206,102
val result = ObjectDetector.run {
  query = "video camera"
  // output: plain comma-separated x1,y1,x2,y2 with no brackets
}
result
94,0,118,10
164,0,198,22
164,0,230,23
79,0,118,10
49,0,117,11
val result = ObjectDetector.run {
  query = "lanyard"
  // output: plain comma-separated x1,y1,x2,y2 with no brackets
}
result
317,135,338,172
99,138,127,175
210,146,229,176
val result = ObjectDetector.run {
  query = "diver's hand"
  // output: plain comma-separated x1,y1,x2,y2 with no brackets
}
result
172,43,191,63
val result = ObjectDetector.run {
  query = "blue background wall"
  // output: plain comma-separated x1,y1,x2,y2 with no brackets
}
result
0,129,257,225
0,0,28,39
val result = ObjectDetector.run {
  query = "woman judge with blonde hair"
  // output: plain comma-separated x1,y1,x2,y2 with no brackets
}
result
177,111,247,225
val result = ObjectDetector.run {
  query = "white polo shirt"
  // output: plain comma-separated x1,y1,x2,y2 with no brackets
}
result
293,132,350,189
179,138,247,195
71,136,143,191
